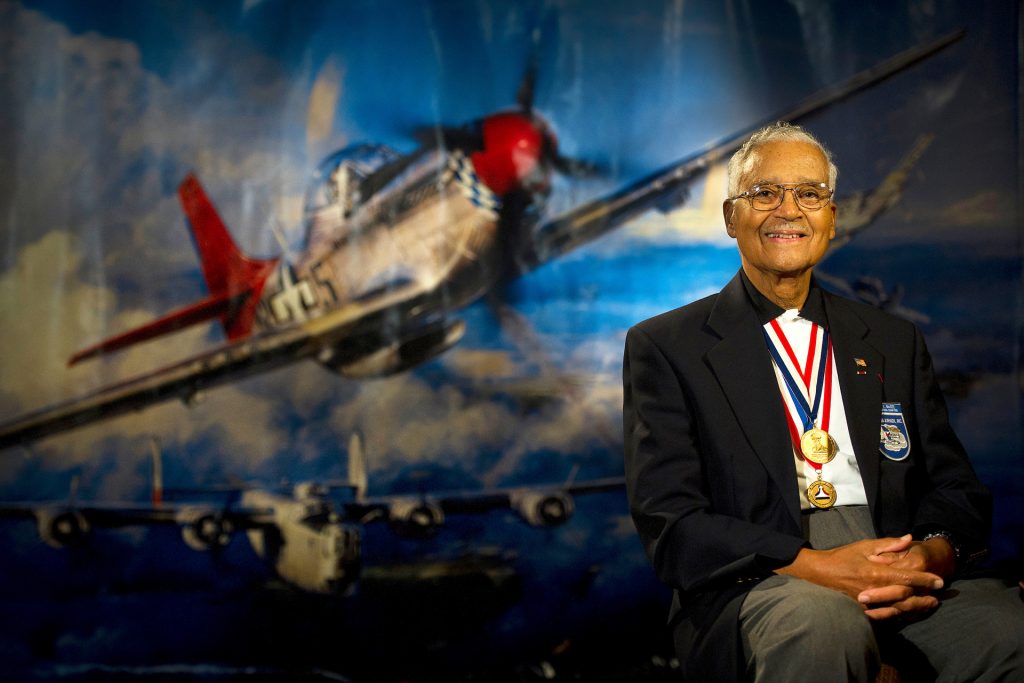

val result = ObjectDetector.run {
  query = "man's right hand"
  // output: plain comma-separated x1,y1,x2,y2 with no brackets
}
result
775,534,945,620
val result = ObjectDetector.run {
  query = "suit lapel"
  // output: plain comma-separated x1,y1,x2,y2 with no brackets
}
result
705,274,802,528
824,294,885,516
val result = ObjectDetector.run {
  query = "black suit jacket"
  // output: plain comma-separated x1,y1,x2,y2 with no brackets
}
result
622,271,991,680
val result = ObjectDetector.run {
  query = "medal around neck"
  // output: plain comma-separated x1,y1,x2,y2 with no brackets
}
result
807,478,837,509
800,427,837,465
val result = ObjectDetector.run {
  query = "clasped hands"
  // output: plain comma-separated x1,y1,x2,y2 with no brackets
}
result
777,534,956,621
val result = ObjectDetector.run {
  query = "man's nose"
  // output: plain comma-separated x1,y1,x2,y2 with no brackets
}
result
775,187,803,218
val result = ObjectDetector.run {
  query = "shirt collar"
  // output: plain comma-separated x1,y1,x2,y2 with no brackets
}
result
739,269,829,328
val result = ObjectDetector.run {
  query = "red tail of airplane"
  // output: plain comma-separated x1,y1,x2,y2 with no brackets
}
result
69,174,279,366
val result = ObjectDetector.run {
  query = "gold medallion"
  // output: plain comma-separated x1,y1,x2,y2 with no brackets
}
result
806,479,837,509
800,427,837,465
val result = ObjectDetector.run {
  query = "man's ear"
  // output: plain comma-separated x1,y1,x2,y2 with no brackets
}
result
828,202,837,240
723,200,736,237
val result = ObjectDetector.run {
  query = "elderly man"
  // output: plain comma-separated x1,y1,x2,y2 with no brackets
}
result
623,122,1023,681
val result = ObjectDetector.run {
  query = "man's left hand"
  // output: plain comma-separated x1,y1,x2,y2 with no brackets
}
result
856,537,956,620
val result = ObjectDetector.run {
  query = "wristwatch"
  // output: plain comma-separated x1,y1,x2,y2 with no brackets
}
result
921,530,962,571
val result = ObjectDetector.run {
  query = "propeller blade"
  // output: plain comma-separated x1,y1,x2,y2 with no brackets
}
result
517,61,537,114
517,6,560,114
551,154,600,178
412,125,482,151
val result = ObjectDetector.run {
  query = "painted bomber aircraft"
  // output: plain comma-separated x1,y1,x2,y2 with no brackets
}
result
0,32,961,449
0,434,624,594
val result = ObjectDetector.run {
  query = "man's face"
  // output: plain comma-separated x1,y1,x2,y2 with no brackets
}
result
723,140,836,282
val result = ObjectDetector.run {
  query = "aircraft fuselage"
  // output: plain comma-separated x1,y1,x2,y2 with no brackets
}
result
241,489,361,595
258,148,506,333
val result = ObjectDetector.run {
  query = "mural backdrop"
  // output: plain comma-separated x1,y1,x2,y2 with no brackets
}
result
0,0,1020,681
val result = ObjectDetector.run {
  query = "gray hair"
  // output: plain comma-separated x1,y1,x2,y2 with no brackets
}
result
726,121,838,198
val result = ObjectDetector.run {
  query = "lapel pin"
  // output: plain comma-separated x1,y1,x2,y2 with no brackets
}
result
854,357,867,375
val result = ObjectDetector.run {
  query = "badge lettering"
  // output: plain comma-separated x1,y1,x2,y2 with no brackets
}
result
879,402,911,461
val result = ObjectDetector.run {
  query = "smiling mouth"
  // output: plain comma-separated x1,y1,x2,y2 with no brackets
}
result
765,231,805,240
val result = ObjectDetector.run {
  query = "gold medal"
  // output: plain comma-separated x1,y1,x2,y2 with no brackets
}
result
806,477,837,509
800,427,837,465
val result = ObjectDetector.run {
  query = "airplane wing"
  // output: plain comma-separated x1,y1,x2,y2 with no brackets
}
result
827,133,934,252
0,499,275,549
434,475,625,514
345,475,625,534
809,133,936,324
0,501,177,524
0,478,623,549
0,278,444,449
522,32,961,271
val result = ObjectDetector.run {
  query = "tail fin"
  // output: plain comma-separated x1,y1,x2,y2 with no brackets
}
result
348,431,368,503
178,174,279,340
67,175,280,365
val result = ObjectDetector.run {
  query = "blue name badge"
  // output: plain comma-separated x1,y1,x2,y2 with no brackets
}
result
879,402,911,461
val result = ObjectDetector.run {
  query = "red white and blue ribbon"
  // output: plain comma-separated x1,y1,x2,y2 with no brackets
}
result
762,321,834,455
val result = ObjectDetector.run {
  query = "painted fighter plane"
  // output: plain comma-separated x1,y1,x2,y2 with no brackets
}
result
0,32,962,449
0,434,625,594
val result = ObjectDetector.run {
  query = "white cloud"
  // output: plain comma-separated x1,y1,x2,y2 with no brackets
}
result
0,229,288,486
1,3,312,274
306,58,344,151
443,349,518,379
316,350,624,488
0,231,118,407
330,374,517,470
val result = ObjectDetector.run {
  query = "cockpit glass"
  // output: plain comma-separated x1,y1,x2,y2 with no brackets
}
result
303,144,401,217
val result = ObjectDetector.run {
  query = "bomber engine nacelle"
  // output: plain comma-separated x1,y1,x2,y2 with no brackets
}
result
387,498,445,538
176,507,234,551
35,508,91,548
329,319,466,379
512,491,575,527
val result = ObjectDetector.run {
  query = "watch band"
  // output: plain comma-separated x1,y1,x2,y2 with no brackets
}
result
922,530,962,570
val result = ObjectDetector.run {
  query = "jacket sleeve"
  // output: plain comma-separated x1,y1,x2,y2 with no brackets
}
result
906,326,992,568
622,325,805,592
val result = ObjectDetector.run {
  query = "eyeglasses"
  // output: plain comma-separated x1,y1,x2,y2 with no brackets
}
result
728,182,833,211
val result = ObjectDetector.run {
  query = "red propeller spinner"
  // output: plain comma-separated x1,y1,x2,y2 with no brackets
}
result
469,111,556,197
